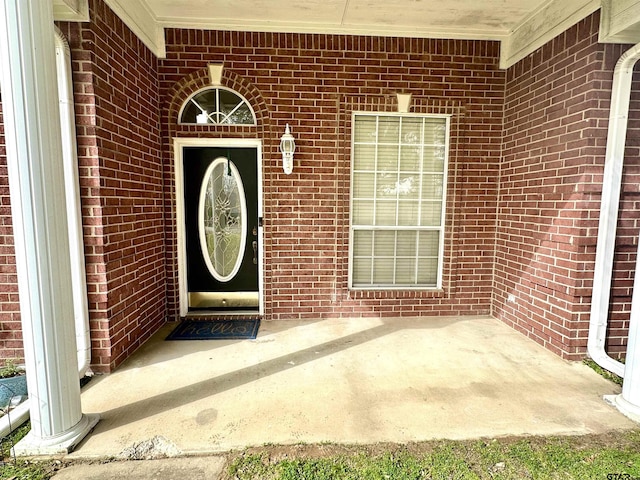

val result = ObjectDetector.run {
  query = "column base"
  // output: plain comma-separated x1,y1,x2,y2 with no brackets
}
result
604,394,640,424
12,413,99,456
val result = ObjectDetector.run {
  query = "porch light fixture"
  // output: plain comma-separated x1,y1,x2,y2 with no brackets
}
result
280,124,296,174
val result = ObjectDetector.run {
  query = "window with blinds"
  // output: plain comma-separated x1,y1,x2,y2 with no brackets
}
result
349,113,449,289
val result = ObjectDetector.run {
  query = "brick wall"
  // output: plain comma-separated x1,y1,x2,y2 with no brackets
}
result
0,2,637,371
51,0,165,373
495,12,637,359
0,95,22,365
160,33,505,321
69,0,165,371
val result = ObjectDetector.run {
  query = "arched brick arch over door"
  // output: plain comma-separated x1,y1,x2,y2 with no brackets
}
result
163,67,275,320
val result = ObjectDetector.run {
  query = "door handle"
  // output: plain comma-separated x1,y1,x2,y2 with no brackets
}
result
252,241,258,264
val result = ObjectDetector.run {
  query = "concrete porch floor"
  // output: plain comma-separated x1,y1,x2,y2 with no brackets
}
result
69,315,636,459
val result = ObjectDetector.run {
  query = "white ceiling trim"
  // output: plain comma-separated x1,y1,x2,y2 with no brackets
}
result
52,0,89,22
103,0,166,57
599,0,640,44
156,17,511,42
501,0,601,68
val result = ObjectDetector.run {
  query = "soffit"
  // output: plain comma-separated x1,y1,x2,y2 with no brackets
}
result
147,0,545,39
55,0,640,68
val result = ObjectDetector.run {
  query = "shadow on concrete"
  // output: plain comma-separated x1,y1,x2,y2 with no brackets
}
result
103,316,337,372
93,317,452,433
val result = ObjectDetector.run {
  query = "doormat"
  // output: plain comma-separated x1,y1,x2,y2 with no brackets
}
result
166,319,260,341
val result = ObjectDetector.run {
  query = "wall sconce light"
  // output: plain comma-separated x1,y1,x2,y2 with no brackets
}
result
280,124,296,174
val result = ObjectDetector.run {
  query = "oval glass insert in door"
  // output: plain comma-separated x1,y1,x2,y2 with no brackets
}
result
198,157,247,282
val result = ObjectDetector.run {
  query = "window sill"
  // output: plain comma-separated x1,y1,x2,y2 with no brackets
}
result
348,288,445,300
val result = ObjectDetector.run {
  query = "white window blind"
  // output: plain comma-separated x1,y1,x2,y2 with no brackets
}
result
350,113,449,289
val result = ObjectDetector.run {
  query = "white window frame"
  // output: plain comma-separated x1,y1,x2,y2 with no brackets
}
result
178,86,257,125
348,112,450,291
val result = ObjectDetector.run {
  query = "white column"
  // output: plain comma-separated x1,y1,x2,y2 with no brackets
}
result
0,0,98,454
605,236,640,422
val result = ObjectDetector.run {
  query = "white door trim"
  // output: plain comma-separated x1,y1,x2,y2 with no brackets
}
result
173,137,264,317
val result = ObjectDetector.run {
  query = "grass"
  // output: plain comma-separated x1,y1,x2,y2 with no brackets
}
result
0,460,51,480
225,431,640,480
0,428,637,480
583,358,624,386
0,422,62,480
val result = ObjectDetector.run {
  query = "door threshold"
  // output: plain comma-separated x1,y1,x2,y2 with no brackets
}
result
184,311,261,320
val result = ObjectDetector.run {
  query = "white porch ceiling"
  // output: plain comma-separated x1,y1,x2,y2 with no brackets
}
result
148,0,546,38
53,0,640,68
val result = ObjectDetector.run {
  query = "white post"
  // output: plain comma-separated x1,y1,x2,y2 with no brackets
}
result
605,235,640,422
618,288,640,419
0,0,98,454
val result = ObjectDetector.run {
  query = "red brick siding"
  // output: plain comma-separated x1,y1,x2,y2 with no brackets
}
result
0,95,23,366
0,3,637,370
56,0,166,372
495,12,637,359
160,32,504,320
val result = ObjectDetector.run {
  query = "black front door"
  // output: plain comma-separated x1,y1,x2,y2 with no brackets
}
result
183,147,259,311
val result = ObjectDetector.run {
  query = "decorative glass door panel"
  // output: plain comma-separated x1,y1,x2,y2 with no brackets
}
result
199,158,247,282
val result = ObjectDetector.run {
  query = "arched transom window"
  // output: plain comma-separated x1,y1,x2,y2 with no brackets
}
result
179,87,256,125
